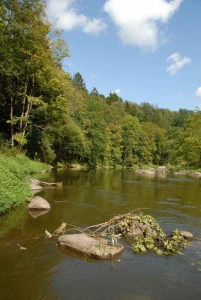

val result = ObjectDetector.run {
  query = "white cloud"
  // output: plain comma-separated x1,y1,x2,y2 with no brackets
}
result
47,0,107,35
83,18,107,35
112,88,121,95
195,87,201,99
103,0,183,50
166,52,191,76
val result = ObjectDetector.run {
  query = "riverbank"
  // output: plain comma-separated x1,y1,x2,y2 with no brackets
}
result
56,161,201,173
0,154,49,214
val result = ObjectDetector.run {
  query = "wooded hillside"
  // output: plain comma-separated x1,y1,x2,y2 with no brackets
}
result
0,0,200,167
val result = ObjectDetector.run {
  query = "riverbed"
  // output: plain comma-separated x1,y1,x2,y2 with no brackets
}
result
0,169,201,300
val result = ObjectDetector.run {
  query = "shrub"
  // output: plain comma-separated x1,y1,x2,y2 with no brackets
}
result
0,154,49,214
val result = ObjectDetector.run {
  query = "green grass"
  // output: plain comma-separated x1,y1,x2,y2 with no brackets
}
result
0,154,49,214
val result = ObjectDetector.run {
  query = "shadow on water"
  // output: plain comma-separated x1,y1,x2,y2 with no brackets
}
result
1,169,201,299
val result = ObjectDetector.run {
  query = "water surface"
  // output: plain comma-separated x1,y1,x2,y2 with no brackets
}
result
1,169,201,300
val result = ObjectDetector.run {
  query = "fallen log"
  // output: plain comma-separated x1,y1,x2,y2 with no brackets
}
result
38,181,62,187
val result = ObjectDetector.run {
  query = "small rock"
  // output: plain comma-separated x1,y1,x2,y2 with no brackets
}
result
143,168,156,174
58,233,124,260
28,196,50,211
30,183,43,191
156,166,167,173
29,178,40,184
190,172,201,178
26,198,32,203
127,223,144,238
180,231,194,241
174,171,187,175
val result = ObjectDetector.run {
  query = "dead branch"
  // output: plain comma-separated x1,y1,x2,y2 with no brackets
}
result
39,181,62,187
53,222,66,235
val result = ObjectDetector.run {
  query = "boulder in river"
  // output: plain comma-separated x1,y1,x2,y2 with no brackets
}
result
58,233,124,260
28,196,50,211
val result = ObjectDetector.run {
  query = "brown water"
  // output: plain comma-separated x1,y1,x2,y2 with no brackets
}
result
1,169,201,300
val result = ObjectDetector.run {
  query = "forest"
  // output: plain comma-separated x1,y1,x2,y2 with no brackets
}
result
0,0,201,168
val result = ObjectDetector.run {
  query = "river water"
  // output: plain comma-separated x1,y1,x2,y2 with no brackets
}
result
0,169,201,300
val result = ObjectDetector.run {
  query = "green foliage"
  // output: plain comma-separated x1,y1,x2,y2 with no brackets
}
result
122,115,140,165
73,72,87,90
180,111,201,167
162,229,188,255
118,213,189,255
0,154,49,214
0,0,198,168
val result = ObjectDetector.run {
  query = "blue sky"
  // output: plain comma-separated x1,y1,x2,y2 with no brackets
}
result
46,0,201,111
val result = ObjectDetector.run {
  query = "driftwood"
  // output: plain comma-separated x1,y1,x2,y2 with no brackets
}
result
45,222,67,238
53,222,66,235
39,181,62,187
16,244,27,250
45,230,52,239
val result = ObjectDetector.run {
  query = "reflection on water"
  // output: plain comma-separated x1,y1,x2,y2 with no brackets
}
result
0,169,201,300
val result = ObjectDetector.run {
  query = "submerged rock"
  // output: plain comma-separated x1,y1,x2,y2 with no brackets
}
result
28,196,50,211
58,233,124,260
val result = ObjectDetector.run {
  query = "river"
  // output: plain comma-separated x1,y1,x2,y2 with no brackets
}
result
0,169,201,300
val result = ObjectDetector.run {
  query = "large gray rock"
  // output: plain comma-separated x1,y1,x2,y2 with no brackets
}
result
28,196,50,211
58,233,124,260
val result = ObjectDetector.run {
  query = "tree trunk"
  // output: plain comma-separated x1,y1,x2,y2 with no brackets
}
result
20,75,28,133
10,95,14,148
22,76,34,137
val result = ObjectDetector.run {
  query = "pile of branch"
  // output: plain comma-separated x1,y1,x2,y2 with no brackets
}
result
45,210,193,255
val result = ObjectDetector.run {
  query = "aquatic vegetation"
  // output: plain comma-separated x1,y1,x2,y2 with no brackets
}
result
118,213,190,255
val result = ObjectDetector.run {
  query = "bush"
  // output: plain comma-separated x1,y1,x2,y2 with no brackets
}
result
0,154,49,214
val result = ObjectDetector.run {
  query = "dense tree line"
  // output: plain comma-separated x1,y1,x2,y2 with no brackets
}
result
0,0,200,167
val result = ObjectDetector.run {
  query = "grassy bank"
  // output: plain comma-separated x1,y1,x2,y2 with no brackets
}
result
0,154,49,214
